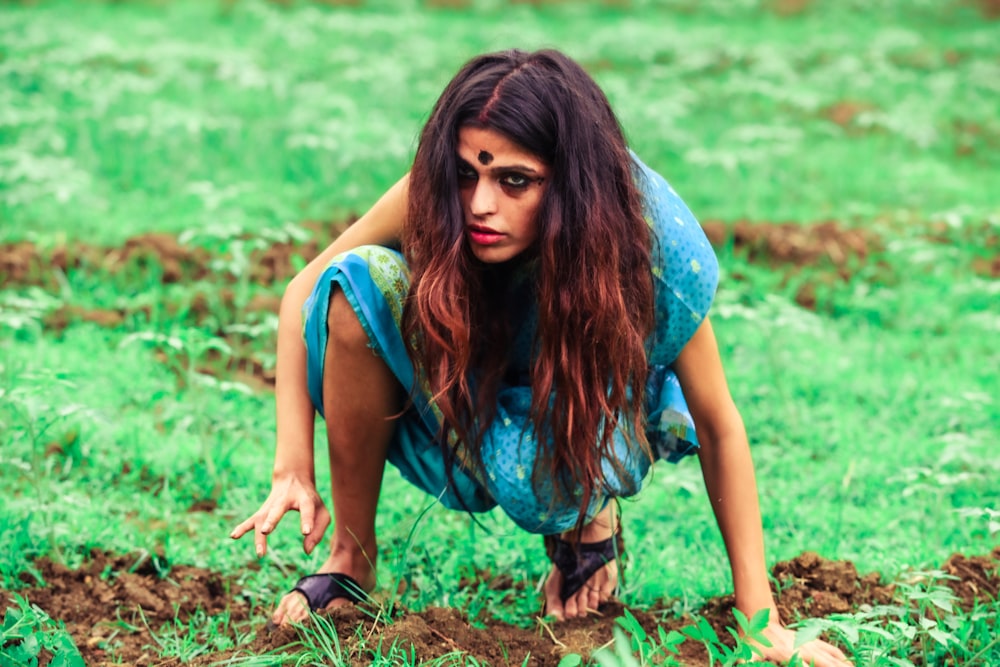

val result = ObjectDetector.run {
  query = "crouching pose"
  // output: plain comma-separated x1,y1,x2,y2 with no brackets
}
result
232,49,851,666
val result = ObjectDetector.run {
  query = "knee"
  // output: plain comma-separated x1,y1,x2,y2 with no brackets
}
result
326,290,370,351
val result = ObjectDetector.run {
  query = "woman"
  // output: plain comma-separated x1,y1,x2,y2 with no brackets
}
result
232,49,850,666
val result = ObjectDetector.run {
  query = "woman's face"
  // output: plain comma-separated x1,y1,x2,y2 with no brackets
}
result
456,126,549,264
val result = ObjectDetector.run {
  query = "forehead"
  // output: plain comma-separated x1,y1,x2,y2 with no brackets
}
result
457,126,546,169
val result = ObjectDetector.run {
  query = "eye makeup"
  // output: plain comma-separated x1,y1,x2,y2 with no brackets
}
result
456,158,545,191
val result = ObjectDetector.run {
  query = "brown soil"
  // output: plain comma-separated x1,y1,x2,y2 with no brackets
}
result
4,548,997,666
7,217,998,388
1,218,894,390
2,550,247,667
0,220,350,291
976,0,1000,19
1,219,871,291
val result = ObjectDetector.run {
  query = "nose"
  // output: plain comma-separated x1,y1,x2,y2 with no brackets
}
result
468,180,497,218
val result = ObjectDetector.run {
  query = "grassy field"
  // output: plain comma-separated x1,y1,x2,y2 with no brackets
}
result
1,0,998,665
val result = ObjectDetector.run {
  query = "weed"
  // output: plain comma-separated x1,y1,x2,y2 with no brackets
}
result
792,571,1000,666
0,595,84,667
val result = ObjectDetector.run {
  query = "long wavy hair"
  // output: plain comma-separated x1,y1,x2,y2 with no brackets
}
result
402,49,655,535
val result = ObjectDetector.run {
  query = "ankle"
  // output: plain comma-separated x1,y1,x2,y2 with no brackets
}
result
565,501,618,543
322,539,378,586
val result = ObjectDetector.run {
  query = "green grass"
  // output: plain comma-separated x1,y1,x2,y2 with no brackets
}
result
2,0,998,244
1,0,998,665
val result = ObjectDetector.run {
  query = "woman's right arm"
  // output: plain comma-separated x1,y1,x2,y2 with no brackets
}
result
230,174,409,557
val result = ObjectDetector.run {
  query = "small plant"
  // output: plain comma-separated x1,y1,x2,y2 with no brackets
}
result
0,514,45,589
792,571,1000,666
593,607,771,667
1,594,84,667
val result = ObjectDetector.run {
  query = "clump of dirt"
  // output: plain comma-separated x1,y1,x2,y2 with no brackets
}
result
942,547,1000,609
701,220,875,272
771,551,896,617
4,548,999,666
701,219,879,310
1,549,251,666
0,220,349,291
972,255,1000,278
975,0,1000,19
4,219,876,295
766,0,811,16
9,219,887,390
820,100,878,128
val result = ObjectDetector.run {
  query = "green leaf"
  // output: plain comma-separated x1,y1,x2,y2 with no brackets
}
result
792,620,826,649
749,607,771,633
696,615,719,643
4,642,36,666
557,654,583,667
927,627,957,647
21,633,40,658
49,649,86,667
733,607,750,632
610,627,641,667
2,608,21,635
659,627,686,653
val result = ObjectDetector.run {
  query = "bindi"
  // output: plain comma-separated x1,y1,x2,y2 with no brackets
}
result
477,150,493,165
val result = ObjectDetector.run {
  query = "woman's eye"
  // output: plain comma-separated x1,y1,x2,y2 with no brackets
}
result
457,165,477,182
500,173,529,189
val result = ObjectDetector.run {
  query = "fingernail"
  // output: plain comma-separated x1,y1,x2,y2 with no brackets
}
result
302,524,311,534
256,545,263,557
261,523,271,533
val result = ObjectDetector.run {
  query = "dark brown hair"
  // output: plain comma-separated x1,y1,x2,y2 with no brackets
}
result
403,49,655,534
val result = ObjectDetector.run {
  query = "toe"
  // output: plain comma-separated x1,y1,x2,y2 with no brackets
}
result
274,591,310,625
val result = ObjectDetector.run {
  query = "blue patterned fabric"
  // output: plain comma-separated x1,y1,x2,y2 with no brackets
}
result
301,154,719,534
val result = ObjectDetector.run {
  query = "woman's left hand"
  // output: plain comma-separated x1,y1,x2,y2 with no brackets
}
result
750,621,853,666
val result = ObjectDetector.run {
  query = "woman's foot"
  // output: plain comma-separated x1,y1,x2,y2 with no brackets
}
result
543,503,620,620
271,546,378,625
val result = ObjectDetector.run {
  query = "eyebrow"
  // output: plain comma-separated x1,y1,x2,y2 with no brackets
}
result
457,156,544,176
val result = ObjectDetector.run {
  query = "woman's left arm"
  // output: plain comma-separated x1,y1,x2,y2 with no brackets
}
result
673,318,852,667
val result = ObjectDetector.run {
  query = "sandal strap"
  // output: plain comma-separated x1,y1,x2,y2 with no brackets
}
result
292,572,367,611
545,531,625,602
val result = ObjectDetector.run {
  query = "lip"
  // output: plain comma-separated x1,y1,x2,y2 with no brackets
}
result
467,225,505,246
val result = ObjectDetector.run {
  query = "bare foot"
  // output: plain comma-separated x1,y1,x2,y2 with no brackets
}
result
543,557,618,620
543,503,620,621
271,548,377,625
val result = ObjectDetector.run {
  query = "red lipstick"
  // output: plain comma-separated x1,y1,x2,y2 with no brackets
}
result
468,225,504,246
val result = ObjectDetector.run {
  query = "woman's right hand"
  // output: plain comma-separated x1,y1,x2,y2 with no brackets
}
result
230,474,331,557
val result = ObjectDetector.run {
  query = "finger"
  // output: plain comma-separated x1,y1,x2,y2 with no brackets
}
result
304,506,331,555
270,601,286,626
260,500,290,535
230,515,257,539
803,640,848,667
817,643,852,667
819,640,850,662
254,523,268,558
300,496,316,535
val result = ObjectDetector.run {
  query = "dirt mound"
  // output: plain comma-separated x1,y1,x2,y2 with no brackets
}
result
772,551,896,617
943,547,1000,609
6,549,998,666
2,550,250,666
0,220,348,291
2,219,875,293
701,219,875,273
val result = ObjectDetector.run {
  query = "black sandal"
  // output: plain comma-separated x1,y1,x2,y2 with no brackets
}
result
544,530,625,602
291,572,368,611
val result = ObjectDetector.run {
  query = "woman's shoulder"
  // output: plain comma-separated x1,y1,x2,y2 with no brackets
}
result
629,151,717,280
630,151,720,364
